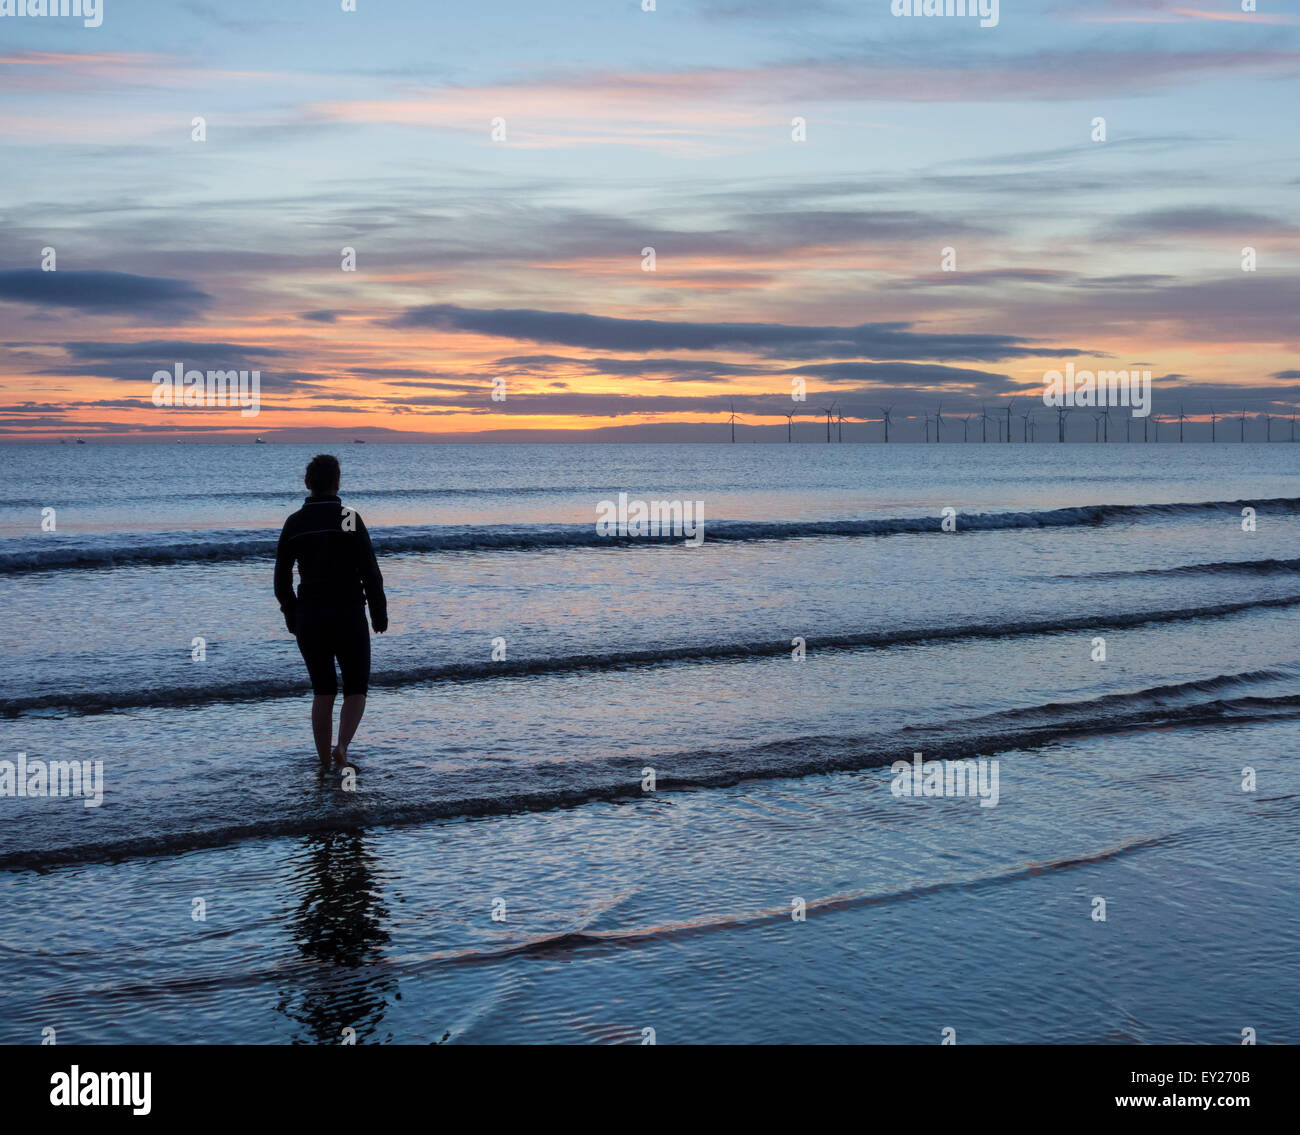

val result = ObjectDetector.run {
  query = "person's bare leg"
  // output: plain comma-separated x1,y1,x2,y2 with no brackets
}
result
310,695,335,764
334,694,366,764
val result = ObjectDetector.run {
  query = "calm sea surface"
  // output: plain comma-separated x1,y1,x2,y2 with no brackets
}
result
1,442,1297,1042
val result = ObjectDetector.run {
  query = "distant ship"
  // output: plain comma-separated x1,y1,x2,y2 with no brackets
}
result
253,436,267,444
353,438,366,444
75,438,86,445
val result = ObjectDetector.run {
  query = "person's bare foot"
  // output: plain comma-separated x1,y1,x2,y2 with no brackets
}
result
331,744,347,767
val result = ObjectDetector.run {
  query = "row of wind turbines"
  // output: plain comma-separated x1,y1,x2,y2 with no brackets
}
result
726,400,1300,442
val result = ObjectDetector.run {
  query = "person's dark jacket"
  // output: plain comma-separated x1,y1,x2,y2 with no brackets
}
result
274,495,388,633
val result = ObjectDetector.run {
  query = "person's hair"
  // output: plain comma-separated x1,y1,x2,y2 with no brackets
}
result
304,454,341,495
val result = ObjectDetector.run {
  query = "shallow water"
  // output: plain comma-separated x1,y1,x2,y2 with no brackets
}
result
0,442,1297,1042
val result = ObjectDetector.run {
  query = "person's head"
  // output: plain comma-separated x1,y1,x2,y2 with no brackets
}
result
304,454,341,497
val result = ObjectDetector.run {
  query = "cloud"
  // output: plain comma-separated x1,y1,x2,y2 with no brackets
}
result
1061,0,1300,25
389,303,1085,361
379,386,879,418
949,134,1220,169
784,361,1014,394
1105,207,1299,238
310,48,1300,154
893,269,1075,289
16,340,336,394
61,340,290,361
0,270,210,314
492,354,771,381
695,0,844,18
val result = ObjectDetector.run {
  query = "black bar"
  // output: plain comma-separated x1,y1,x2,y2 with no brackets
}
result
3,1043,1288,1122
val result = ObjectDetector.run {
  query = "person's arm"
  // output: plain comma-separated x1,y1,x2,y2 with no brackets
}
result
355,514,388,633
274,522,298,633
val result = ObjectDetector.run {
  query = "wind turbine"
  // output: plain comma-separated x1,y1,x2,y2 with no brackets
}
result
923,414,931,444
1209,406,1217,443
880,406,893,443
1264,411,1273,442
1239,409,1247,442
819,401,836,443
1178,405,1186,443
980,405,989,442
1056,406,1070,442
934,404,945,443
836,409,845,443
729,400,736,443
1099,406,1110,442
1092,413,1103,443
785,410,796,442
959,415,971,442
1291,413,1297,443
1020,408,1031,442
1005,399,1015,443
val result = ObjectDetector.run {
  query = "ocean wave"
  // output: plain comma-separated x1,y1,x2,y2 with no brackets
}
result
5,595,1299,717
401,835,1171,964
2,485,591,509
1,496,1295,575
3,674,1297,872
1061,557,1300,581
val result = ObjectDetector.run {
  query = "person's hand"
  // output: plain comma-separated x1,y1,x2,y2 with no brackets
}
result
372,614,388,634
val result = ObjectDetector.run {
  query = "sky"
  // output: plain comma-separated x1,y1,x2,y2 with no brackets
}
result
0,0,1297,442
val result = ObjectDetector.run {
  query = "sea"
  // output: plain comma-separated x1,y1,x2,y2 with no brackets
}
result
0,440,1297,1043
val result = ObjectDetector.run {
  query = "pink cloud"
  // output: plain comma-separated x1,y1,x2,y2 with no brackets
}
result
309,49,1300,152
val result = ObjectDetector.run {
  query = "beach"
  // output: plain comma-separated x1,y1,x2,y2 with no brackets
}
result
1,441,1298,1043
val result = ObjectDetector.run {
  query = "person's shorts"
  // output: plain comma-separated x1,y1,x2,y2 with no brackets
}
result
294,605,370,697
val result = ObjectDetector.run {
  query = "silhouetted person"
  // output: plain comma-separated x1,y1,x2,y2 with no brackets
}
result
275,454,387,767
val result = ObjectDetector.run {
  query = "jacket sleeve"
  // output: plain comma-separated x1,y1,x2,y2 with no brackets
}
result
355,514,388,627
274,521,298,625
